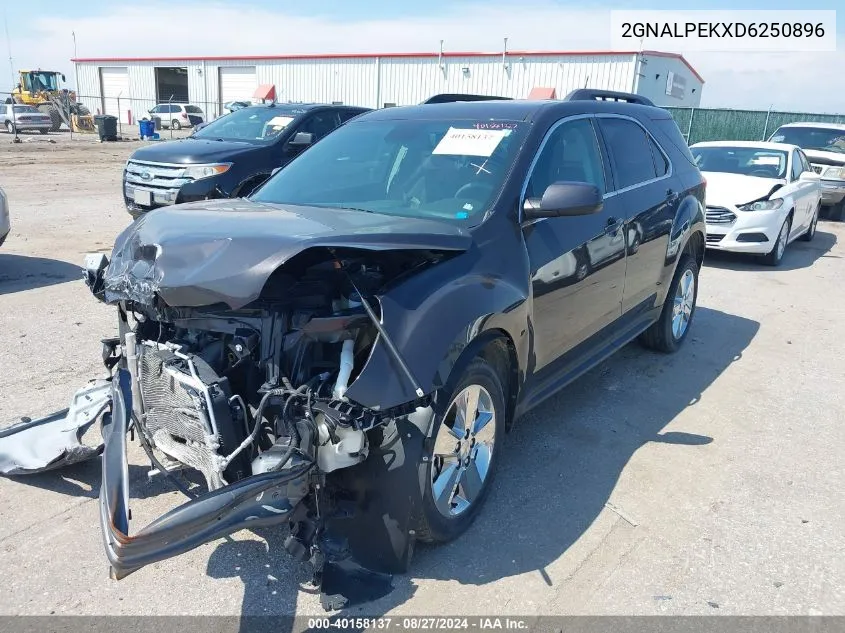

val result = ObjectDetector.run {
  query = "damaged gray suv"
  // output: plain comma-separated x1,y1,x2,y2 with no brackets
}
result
1,90,706,609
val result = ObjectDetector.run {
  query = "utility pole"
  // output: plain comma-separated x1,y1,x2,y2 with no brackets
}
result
4,9,20,143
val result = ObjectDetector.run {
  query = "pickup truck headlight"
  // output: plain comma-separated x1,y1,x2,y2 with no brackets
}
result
738,198,784,212
184,163,232,180
821,166,845,180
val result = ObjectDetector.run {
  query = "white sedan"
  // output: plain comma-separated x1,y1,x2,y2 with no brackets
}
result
0,186,9,248
690,141,822,266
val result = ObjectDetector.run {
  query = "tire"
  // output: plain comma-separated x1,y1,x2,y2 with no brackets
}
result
801,205,819,241
5,121,14,134
763,216,791,266
639,254,699,353
39,129,48,135
37,104,62,132
412,357,507,544
627,231,641,255
171,119,182,130
827,200,845,222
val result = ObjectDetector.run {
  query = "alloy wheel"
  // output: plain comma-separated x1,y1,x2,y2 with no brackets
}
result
671,269,695,340
430,384,497,518
776,220,789,260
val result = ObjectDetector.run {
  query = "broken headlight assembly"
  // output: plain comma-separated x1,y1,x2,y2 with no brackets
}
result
738,198,784,212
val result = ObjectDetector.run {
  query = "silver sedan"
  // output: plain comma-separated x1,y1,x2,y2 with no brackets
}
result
0,186,10,247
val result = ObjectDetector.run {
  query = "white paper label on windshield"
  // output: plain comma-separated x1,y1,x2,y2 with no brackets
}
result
432,127,511,157
267,116,294,128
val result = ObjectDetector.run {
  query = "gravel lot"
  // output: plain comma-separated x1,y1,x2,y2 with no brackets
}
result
0,131,843,619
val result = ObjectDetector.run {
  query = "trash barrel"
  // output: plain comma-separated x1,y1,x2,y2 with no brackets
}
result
153,116,162,131
94,115,118,141
139,119,154,139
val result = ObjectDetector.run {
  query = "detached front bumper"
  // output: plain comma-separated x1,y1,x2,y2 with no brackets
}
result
705,207,786,254
820,179,845,207
99,369,312,580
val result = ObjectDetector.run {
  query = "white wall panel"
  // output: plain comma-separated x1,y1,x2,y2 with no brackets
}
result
75,52,700,120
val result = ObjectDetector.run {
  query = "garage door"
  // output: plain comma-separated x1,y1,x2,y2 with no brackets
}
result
100,67,130,119
219,67,257,109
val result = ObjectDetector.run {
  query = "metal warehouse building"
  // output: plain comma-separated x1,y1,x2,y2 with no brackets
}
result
71,49,704,123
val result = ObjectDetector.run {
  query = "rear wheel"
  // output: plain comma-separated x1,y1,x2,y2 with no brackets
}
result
171,119,182,130
5,121,14,134
413,357,506,543
827,200,844,222
639,255,699,353
763,216,791,266
801,205,819,241
39,129,48,135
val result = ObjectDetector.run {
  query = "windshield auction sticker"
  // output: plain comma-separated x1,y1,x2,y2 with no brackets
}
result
610,10,837,52
433,127,512,157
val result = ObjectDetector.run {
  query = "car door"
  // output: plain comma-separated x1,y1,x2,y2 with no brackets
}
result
523,116,626,372
798,149,822,216
789,149,815,233
596,115,680,314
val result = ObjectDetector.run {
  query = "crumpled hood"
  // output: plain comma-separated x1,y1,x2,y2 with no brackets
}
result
103,198,472,309
701,171,784,208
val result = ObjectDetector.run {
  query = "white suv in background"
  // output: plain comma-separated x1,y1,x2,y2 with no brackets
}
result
143,104,205,130
769,122,845,221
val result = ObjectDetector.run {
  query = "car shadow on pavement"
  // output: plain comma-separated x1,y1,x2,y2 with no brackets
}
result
0,254,81,294
203,306,759,627
704,229,838,272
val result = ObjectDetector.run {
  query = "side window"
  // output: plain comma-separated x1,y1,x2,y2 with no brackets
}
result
300,111,343,142
598,118,659,189
338,109,361,123
648,135,670,177
799,151,813,174
790,151,803,181
525,118,606,201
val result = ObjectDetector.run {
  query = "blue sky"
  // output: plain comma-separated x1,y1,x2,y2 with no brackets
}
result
1,1,843,111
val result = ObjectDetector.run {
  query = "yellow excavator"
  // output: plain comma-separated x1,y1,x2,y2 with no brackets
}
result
7,70,91,132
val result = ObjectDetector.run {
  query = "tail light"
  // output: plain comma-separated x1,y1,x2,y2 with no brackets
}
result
182,111,189,119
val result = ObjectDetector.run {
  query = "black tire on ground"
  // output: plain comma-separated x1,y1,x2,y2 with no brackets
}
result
171,119,182,130
412,357,507,544
39,129,48,135
37,104,62,132
5,121,14,134
801,205,820,241
763,216,791,267
639,254,699,354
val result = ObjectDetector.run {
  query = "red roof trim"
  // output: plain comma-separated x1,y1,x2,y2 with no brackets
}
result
71,49,703,84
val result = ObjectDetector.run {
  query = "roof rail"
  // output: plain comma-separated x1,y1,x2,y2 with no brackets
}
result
421,93,513,104
563,89,655,107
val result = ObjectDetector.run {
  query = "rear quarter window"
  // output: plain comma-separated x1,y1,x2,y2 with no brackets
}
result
651,116,697,166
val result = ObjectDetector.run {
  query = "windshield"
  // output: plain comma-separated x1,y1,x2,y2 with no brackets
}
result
770,127,845,154
691,146,788,179
11,105,39,114
191,107,304,142
27,72,59,92
250,118,528,222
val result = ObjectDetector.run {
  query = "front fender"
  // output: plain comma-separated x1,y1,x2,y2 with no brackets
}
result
344,250,529,411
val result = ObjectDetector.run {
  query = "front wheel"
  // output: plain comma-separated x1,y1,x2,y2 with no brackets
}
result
413,357,507,544
763,216,791,266
801,205,819,241
5,121,14,134
639,255,699,353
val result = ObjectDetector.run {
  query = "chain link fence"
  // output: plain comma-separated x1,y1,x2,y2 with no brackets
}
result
666,106,845,145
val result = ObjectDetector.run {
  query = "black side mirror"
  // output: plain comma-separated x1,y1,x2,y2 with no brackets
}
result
523,181,603,220
288,132,313,147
